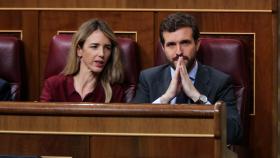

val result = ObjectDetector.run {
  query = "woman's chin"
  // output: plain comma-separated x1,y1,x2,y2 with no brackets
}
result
91,67,104,73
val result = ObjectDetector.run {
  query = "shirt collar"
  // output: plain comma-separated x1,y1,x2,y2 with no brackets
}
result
66,75,77,97
170,60,198,81
66,75,104,99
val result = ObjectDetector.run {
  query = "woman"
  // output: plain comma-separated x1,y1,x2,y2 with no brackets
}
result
40,19,124,102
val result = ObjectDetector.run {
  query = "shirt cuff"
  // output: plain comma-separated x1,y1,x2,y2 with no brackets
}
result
206,101,211,105
152,98,161,104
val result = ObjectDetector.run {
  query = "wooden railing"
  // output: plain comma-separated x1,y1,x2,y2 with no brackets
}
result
0,101,236,158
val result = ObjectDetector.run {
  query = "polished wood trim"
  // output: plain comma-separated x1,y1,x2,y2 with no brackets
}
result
0,30,23,40
0,102,219,136
0,131,215,137
57,30,138,41
0,115,214,135
0,102,228,158
0,102,216,117
42,157,72,158
0,8,273,12
276,1,280,156
201,32,256,35
57,30,75,35
214,101,226,158
114,31,138,42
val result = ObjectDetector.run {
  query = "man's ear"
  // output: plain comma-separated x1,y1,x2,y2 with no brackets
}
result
161,43,165,51
195,39,201,52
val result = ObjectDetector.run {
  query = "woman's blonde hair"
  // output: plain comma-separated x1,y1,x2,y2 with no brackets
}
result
62,19,124,102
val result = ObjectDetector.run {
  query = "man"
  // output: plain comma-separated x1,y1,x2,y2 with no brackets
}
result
0,78,12,101
132,13,242,144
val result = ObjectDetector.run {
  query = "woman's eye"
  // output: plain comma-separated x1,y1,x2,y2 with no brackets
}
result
105,46,112,50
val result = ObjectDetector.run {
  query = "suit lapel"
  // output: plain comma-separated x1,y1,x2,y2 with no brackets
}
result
194,63,211,96
155,65,171,97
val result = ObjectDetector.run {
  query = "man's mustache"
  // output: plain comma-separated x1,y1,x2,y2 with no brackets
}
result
172,54,189,61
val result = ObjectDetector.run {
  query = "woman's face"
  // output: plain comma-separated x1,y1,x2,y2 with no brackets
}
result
77,29,112,74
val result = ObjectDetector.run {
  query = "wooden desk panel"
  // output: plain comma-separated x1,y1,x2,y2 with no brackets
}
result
0,115,214,136
0,102,232,158
0,134,89,158
91,136,214,158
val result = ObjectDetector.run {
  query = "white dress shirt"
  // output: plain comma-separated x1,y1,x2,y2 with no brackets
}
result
152,61,198,104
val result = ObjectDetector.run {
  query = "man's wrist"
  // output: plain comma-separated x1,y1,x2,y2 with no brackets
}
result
190,91,201,103
195,94,208,104
160,94,172,104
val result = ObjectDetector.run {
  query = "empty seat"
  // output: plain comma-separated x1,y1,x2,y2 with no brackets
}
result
0,36,24,100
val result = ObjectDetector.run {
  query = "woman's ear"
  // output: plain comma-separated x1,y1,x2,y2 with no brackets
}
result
77,46,83,57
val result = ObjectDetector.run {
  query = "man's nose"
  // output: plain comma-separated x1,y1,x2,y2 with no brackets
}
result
176,44,183,56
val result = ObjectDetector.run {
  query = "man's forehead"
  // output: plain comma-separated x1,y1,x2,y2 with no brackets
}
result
163,34,194,43
163,27,193,37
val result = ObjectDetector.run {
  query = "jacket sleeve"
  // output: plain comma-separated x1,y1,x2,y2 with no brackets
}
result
217,77,243,145
0,79,12,101
131,71,150,103
40,78,54,102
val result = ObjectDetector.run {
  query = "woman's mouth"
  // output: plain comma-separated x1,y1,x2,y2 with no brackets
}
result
95,60,105,68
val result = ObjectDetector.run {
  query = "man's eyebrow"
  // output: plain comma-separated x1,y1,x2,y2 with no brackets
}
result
180,39,192,43
166,41,176,45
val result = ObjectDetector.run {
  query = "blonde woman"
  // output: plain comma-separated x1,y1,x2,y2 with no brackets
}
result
40,19,124,102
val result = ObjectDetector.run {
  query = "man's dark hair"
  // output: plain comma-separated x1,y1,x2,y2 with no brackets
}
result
159,12,200,45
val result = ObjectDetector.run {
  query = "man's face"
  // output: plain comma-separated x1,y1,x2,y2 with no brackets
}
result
162,27,200,71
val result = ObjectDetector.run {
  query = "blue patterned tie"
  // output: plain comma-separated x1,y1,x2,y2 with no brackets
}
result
176,91,190,104
175,77,194,104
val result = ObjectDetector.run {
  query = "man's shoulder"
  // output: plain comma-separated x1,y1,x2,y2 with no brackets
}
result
0,78,12,101
0,78,11,93
0,78,8,87
141,64,169,75
199,64,230,80
0,78,10,93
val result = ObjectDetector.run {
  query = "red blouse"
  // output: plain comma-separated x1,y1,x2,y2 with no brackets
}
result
40,75,124,102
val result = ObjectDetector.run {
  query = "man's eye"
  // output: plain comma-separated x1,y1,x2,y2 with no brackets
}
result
166,43,176,47
91,45,98,49
181,40,191,45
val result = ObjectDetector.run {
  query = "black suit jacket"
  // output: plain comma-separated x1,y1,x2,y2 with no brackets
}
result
132,63,242,144
0,78,12,101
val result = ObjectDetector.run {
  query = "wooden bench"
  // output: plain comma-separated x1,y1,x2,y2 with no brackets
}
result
0,102,236,158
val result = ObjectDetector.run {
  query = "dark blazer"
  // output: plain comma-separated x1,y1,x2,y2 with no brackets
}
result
0,78,12,101
132,63,242,144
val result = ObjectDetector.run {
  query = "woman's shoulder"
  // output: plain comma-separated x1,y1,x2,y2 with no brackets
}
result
111,83,124,91
110,83,125,102
44,74,72,86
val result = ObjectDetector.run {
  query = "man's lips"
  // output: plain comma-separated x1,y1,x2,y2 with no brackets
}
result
172,55,189,61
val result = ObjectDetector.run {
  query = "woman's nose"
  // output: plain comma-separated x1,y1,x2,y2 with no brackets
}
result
98,48,105,57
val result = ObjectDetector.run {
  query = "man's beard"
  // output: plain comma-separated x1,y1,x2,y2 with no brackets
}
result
169,55,196,72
